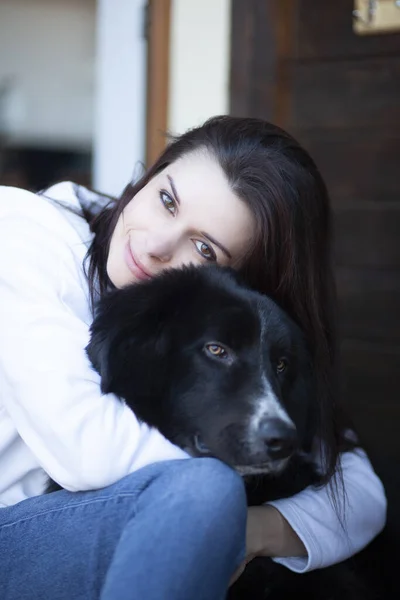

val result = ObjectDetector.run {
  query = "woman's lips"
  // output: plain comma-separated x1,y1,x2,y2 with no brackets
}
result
124,242,152,281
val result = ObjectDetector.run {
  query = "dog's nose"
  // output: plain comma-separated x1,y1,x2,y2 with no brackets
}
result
257,418,297,460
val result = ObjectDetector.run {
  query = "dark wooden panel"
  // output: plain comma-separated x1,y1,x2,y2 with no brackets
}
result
340,340,400,452
341,339,400,536
290,57,400,130
229,0,400,549
230,0,276,119
297,0,400,60
230,0,296,124
336,267,400,341
298,131,400,204
334,209,400,268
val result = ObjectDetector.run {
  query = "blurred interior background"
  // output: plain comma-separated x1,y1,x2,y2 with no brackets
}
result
0,0,231,195
0,0,399,589
0,0,96,190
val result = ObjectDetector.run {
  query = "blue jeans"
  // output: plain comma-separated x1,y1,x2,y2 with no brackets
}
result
0,458,247,600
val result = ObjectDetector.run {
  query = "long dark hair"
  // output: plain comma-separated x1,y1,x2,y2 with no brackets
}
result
84,115,354,489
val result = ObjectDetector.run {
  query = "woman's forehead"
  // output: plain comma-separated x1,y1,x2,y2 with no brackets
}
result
160,152,255,258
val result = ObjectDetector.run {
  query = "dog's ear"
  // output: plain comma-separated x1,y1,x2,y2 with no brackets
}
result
86,265,216,399
85,281,175,397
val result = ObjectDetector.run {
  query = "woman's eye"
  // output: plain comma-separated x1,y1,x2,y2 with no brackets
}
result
160,190,176,215
193,240,216,262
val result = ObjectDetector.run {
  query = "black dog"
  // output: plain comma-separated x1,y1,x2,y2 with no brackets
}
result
49,265,371,598
85,265,372,600
87,265,317,479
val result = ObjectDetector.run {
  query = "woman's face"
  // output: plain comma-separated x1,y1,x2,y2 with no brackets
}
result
107,151,255,288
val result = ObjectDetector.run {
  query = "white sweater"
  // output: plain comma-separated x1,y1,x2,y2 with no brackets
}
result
0,182,386,573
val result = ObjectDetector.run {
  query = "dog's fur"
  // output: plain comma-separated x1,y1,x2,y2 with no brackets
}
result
50,265,373,598
87,265,318,478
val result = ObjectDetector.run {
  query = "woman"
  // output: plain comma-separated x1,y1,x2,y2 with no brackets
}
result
0,116,386,599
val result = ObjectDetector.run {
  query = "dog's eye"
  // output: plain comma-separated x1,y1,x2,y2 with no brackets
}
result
205,343,228,359
276,358,287,374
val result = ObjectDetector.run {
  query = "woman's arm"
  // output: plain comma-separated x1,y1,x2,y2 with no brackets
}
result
246,448,387,572
245,505,306,559
0,187,188,494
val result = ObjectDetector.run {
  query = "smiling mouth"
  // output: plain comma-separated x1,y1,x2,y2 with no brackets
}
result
125,242,152,281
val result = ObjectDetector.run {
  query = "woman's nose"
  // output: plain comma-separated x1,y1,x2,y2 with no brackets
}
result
145,232,177,263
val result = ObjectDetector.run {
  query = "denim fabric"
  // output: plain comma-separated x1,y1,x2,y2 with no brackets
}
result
0,458,247,600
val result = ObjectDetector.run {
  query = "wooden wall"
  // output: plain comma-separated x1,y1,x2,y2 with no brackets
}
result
230,0,400,536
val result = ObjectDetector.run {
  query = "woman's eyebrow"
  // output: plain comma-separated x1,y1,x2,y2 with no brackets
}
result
201,232,232,259
167,175,181,205
167,174,232,259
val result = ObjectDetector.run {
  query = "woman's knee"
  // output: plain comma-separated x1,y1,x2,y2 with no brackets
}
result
153,458,247,524
172,457,245,503
109,457,247,526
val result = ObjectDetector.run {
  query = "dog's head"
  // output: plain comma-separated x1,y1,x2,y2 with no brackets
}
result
87,265,317,476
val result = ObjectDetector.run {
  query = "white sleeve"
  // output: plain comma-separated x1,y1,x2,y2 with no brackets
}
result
267,448,387,572
0,196,188,493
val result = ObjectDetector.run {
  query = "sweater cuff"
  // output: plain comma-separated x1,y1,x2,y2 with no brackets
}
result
266,499,322,573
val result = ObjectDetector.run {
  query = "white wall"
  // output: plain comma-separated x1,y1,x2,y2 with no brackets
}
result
93,0,147,196
168,0,231,136
0,0,96,148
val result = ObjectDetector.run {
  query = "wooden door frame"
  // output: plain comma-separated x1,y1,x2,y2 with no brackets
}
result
145,0,171,167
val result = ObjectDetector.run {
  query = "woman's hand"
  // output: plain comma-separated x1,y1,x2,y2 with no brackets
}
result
230,505,307,586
